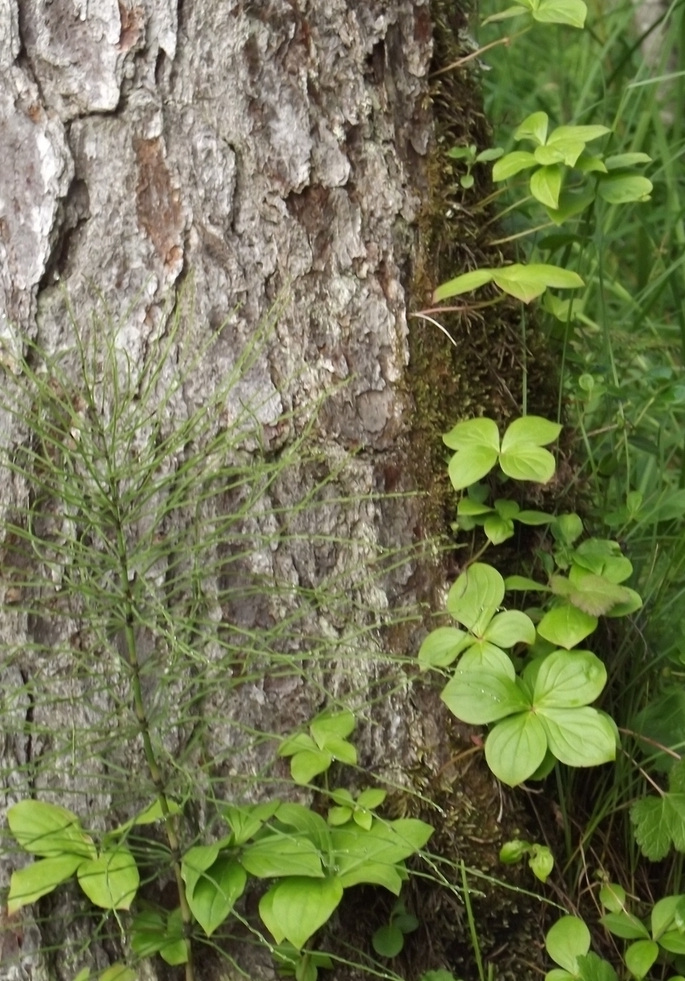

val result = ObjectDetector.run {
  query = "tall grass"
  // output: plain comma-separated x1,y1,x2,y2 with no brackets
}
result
480,0,685,909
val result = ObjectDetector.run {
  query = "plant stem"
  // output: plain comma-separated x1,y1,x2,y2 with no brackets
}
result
113,499,196,981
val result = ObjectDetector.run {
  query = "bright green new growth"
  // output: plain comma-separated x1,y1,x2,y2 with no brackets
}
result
6,718,433,969
443,415,562,489
499,837,555,882
421,415,641,786
434,263,584,305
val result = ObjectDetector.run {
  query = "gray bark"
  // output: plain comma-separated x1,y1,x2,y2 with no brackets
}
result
0,2,446,979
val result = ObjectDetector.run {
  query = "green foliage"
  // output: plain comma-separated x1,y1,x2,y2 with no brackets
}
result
448,143,504,189
371,900,419,958
278,709,357,785
6,718,433,969
443,415,562,490
483,0,587,29
7,801,138,914
499,838,555,882
630,759,685,861
434,263,584,305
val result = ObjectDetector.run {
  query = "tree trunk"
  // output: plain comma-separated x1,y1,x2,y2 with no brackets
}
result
0,3,528,980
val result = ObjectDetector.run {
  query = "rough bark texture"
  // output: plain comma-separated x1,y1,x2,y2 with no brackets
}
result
0,2,451,979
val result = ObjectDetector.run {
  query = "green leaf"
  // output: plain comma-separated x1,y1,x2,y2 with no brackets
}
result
658,931,685,954
328,806,353,826
630,796,672,861
187,856,246,936
373,923,405,957
625,940,659,979
279,732,318,757
7,801,96,860
577,952,618,981
240,834,324,879
515,112,549,146
529,844,554,882
604,153,651,170
494,263,584,304
598,174,653,204
599,883,627,913
131,908,189,965
533,650,607,707
500,444,557,482
331,819,433,890
290,749,334,785
264,877,344,950
443,418,500,489
7,854,83,914
537,604,598,648
483,514,515,543
418,627,471,669
223,800,281,845
357,788,386,809
505,575,551,592
632,691,685,771
353,809,374,831
538,707,616,767
318,735,357,765
517,510,555,525
483,610,536,647
652,896,682,938
100,966,137,981
446,562,505,635
441,669,529,725
181,843,221,899
545,188,596,225
502,415,562,450
111,798,183,836
533,0,587,26
485,712,547,785
310,709,356,745
277,803,332,854
448,446,501,491
457,641,516,677
559,567,632,616
76,846,140,910
433,268,495,302
492,151,538,181
553,513,584,544
531,165,563,210
573,154,607,174
546,916,591,972
499,838,531,863
482,4,530,22
534,144,569,166
549,124,610,146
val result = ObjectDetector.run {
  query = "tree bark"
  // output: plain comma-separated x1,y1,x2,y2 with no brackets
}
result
0,3,512,980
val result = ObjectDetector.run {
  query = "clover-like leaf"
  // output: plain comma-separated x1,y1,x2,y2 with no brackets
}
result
485,712,548,786
533,0,587,27
531,165,563,210
533,650,607,708
493,151,539,181
537,603,598,648
418,626,472,670
537,707,616,767
515,112,550,146
483,610,536,648
77,846,140,910
546,916,591,973
433,268,496,303
443,418,500,489
446,562,505,636
441,669,529,725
